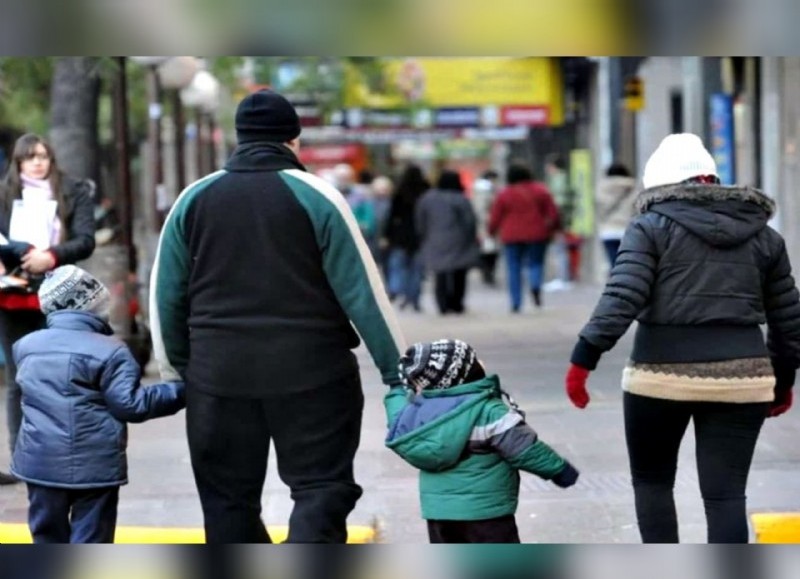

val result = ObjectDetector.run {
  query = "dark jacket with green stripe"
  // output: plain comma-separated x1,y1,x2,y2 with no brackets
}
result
385,375,578,521
149,143,406,395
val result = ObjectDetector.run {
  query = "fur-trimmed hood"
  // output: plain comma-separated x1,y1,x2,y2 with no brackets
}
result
635,184,776,247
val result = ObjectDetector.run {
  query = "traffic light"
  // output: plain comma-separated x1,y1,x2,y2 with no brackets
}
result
624,76,644,111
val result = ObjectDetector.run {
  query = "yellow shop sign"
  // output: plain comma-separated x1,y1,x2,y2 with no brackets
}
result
344,58,564,126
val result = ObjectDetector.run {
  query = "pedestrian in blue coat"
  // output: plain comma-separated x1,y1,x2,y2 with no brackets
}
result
11,265,185,543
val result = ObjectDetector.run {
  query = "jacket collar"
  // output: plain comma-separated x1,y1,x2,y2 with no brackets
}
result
635,183,776,218
46,310,113,335
420,374,501,398
224,142,307,173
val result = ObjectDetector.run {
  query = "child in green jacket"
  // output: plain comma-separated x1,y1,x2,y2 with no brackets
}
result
385,339,579,543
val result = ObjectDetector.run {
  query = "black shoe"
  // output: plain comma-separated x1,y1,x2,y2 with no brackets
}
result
532,289,542,308
0,470,19,485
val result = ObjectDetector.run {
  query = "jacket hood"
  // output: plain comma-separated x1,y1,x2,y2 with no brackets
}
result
46,310,113,335
385,375,500,472
635,184,775,247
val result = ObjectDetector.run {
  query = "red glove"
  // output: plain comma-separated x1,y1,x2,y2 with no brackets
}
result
565,364,591,409
768,389,793,418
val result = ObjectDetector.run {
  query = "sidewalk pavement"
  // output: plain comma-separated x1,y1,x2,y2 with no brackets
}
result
1,273,799,543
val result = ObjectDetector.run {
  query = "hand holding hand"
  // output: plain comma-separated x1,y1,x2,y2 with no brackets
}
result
565,364,591,409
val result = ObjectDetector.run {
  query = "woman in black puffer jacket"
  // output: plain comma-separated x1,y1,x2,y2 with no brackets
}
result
565,133,800,543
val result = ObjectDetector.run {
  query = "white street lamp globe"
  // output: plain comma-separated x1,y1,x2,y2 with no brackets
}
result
158,57,201,90
129,56,171,67
180,70,221,113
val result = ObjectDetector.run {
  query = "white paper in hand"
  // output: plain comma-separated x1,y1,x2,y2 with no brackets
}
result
9,197,58,249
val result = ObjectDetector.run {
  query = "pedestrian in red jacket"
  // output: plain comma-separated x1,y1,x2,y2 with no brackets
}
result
489,164,560,312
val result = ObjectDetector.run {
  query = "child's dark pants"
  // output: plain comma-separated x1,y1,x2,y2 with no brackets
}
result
27,483,119,543
427,514,521,543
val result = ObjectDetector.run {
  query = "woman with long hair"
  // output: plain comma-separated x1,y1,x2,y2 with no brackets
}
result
384,164,429,311
0,133,96,484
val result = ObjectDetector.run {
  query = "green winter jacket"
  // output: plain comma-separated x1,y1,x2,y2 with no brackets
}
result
385,375,575,521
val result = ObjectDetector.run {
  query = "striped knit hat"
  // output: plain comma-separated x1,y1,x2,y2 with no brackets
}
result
38,265,111,319
399,339,479,391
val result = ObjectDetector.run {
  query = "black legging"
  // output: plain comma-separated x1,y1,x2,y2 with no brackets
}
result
623,391,768,543
434,268,468,314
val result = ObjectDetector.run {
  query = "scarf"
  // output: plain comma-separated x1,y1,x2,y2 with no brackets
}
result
20,174,51,188
13,174,61,248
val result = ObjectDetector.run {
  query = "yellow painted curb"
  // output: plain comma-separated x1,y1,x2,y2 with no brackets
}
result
0,523,376,544
751,513,800,544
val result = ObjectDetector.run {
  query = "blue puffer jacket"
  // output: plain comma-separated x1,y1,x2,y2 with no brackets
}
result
11,310,185,489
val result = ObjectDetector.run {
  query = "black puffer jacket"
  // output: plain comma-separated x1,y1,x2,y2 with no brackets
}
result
572,184,800,388
0,176,96,266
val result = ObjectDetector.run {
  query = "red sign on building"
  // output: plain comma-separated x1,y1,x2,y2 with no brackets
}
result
298,144,368,173
500,106,550,126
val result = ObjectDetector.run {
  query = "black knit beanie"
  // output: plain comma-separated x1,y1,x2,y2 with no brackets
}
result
235,89,302,144
399,339,483,391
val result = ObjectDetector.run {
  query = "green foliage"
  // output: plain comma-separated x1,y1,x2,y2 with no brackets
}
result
0,57,148,144
241,57,394,116
348,57,391,93
121,61,149,142
0,57,55,134
0,57,398,144
208,56,246,88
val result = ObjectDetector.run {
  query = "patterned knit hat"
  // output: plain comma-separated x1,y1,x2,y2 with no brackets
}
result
38,265,111,319
642,133,718,189
399,339,480,391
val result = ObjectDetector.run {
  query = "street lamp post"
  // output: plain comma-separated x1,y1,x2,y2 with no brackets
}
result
112,57,135,275
172,92,186,190
157,57,200,193
147,65,165,230
130,57,170,232
180,69,221,178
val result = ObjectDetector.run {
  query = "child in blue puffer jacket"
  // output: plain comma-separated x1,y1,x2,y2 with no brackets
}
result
11,265,185,543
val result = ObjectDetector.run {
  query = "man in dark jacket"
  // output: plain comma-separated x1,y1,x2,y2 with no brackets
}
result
150,90,407,544
564,133,800,543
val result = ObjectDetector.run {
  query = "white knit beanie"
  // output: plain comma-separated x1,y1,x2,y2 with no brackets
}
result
642,133,718,189
38,265,111,319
